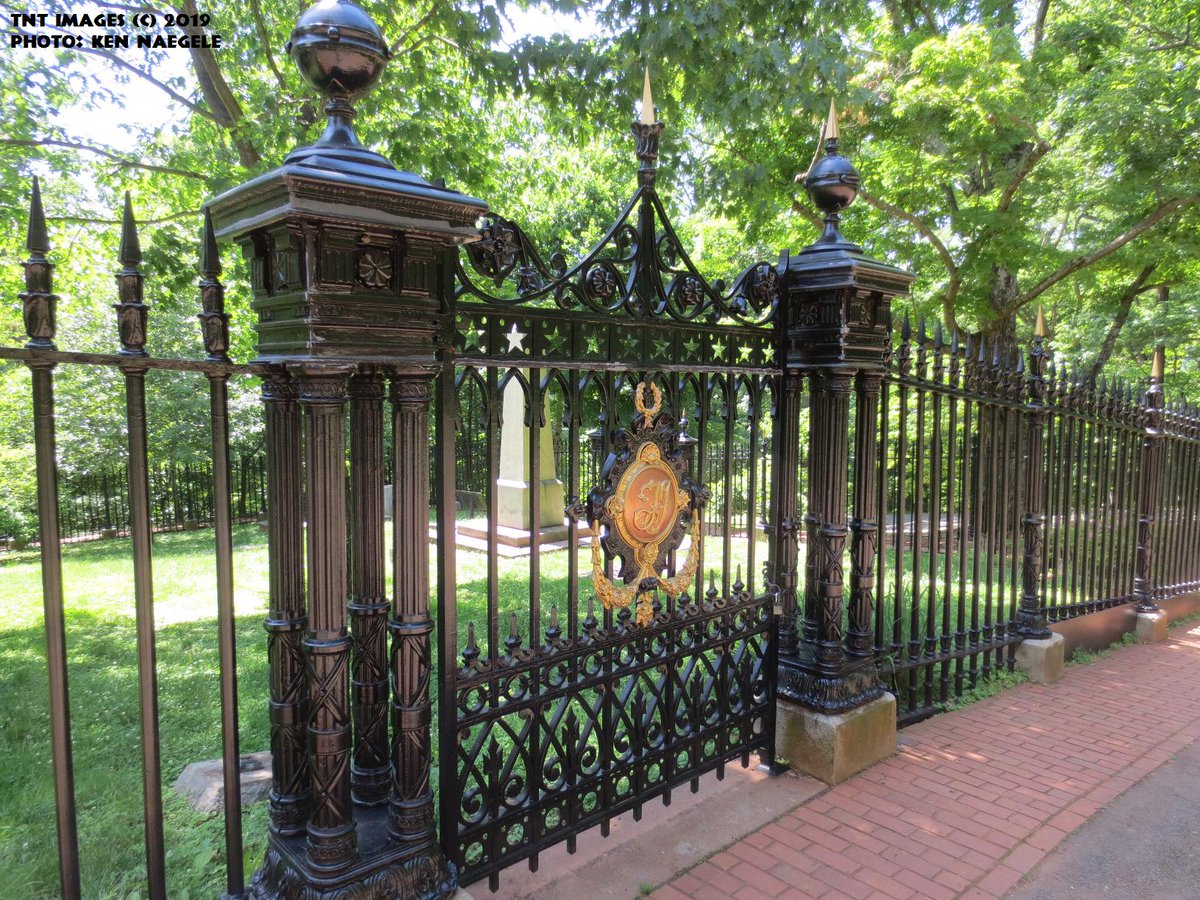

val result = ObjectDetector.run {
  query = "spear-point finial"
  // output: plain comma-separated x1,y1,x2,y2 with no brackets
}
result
22,177,57,350
114,192,147,356
463,622,480,664
632,67,665,186
825,98,840,144
119,192,142,267
640,66,656,125
1035,304,1047,339
26,175,49,255
1151,344,1165,382
201,207,221,278
800,98,860,247
901,310,912,341
934,321,944,349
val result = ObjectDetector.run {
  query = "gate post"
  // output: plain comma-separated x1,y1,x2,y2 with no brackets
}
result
1133,345,1169,641
1013,310,1065,682
208,1,486,896
774,105,912,785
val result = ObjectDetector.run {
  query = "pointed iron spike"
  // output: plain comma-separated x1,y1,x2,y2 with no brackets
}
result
965,332,976,361
118,192,142,266
918,315,927,343
951,330,961,355
825,98,839,142
901,311,912,341
933,321,944,349
1152,344,1165,381
1016,351,1025,375
26,176,50,254
977,334,987,363
200,207,221,277
1098,374,1107,394
991,341,1002,368
640,67,655,125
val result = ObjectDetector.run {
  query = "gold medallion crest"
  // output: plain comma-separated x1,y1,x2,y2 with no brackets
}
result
587,381,706,626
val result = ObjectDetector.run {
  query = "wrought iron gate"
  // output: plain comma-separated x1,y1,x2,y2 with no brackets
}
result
434,111,781,888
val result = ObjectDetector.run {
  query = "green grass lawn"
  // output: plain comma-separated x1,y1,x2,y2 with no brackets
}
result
0,522,768,898
0,525,272,899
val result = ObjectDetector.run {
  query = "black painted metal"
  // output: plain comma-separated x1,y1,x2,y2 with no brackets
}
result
776,119,914,713
200,209,247,899
445,99,779,888
20,176,82,900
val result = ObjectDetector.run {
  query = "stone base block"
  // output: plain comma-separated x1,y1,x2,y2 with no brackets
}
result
1136,611,1169,643
174,750,272,812
776,692,896,785
1015,632,1065,684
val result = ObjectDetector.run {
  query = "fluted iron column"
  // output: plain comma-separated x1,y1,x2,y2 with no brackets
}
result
298,366,357,871
348,373,390,806
774,371,803,654
847,371,882,658
808,369,852,682
388,375,437,848
1133,346,1166,614
263,373,310,836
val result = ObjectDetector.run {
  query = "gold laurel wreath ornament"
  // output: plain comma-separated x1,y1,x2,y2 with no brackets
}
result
588,381,703,626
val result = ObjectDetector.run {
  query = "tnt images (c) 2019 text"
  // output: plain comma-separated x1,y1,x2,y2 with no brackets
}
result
7,11,223,49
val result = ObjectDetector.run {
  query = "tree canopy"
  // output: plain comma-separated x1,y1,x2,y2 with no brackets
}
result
1,0,1197,470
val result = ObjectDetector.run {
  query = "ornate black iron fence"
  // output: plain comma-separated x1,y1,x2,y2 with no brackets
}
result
441,107,782,887
7,5,1200,899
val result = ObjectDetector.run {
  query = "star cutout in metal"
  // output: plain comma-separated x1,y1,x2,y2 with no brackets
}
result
738,343,753,363
712,339,726,358
683,336,699,357
460,317,484,350
652,337,671,358
505,322,527,353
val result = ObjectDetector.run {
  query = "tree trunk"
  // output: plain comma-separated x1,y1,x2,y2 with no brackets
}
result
1086,265,1157,382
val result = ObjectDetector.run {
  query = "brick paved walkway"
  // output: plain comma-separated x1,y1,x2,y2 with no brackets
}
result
653,622,1200,900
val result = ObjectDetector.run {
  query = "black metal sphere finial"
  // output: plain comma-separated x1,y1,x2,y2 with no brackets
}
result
284,0,393,168
800,100,861,248
286,0,389,107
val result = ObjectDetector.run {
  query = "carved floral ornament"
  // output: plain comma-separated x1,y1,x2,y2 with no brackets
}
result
587,381,706,626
